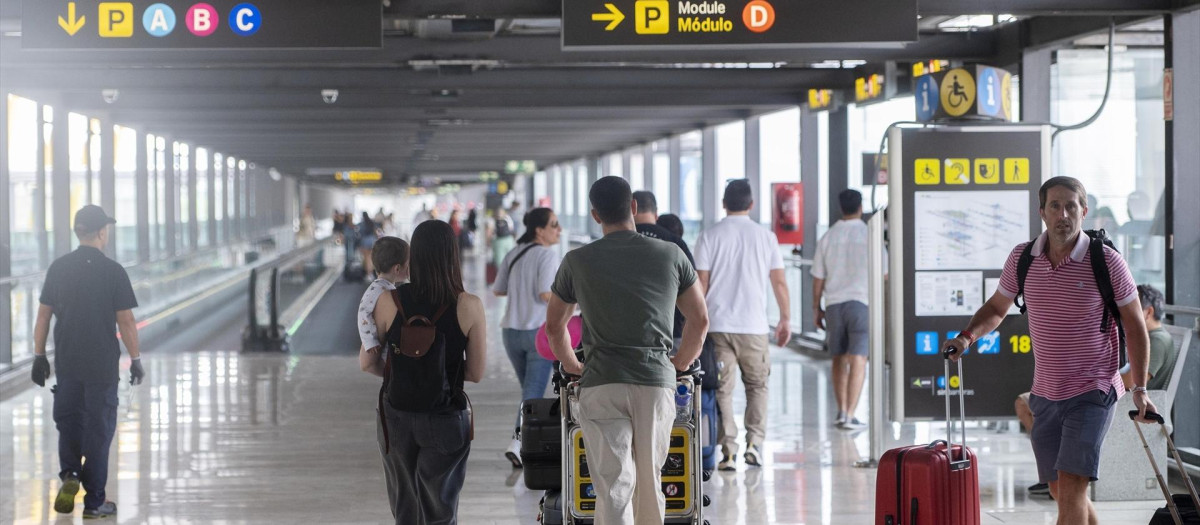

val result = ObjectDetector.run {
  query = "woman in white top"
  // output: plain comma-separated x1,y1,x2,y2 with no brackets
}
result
492,208,562,467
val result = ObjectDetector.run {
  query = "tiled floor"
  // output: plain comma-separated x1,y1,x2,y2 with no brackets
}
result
0,260,1167,524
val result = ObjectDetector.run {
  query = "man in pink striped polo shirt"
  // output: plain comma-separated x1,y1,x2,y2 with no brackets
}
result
943,176,1156,525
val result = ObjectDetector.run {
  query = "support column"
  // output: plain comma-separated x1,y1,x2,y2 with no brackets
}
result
1167,9,1200,452
163,139,176,257
35,104,48,267
188,148,198,250
669,136,682,217
232,161,242,240
642,143,656,196
1,83,12,364
136,131,150,262
701,127,719,229
586,156,602,238
1021,47,1053,123
745,115,763,223
827,107,850,227
622,149,633,182
800,108,822,335
52,102,71,258
99,119,115,258
206,152,217,246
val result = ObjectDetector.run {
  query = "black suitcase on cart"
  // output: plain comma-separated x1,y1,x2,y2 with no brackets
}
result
522,398,563,490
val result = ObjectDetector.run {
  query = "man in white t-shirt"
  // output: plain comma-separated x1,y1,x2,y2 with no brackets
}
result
812,189,885,430
694,179,791,471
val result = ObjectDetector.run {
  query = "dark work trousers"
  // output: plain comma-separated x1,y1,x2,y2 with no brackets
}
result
53,379,118,510
377,403,471,525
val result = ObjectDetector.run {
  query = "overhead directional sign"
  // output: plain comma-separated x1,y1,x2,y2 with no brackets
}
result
24,0,381,49
563,0,917,48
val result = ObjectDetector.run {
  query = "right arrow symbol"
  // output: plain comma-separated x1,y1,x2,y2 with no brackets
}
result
58,2,85,36
591,3,625,31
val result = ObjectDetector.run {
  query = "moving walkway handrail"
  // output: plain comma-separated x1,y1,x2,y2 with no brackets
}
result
0,225,295,287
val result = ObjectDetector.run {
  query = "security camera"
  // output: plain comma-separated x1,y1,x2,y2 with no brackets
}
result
321,89,339,104
102,89,120,104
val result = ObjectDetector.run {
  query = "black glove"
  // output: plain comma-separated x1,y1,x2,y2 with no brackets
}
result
31,355,51,387
130,358,145,386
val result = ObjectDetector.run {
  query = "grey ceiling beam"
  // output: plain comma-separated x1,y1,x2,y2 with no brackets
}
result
0,32,994,68
2,66,852,91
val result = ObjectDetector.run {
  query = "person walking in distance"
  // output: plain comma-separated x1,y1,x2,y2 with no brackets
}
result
31,205,145,519
492,208,563,467
812,189,884,430
943,176,1156,525
693,179,791,471
545,177,709,525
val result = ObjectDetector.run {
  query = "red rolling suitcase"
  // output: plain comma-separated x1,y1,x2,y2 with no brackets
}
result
875,354,980,525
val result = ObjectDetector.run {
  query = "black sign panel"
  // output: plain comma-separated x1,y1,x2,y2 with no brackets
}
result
23,0,381,49
562,0,916,48
895,126,1046,420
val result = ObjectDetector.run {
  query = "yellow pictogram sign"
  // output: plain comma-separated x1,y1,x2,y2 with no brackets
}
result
940,68,976,117
592,3,626,31
98,3,134,37
944,158,969,184
635,0,669,34
1004,158,1030,184
914,159,940,185
58,2,85,35
974,158,1000,184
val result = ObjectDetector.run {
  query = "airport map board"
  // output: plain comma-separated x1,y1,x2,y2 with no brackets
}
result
562,0,917,49
24,0,381,49
887,126,1049,420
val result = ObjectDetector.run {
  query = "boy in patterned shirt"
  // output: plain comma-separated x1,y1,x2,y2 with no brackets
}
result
359,237,409,354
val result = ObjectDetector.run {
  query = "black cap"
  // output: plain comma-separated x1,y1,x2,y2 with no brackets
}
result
73,205,116,234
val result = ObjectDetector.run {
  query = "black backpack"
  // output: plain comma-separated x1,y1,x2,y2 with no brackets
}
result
1014,229,1126,365
382,290,458,413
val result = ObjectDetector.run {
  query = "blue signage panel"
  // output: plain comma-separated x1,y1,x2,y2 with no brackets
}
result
915,75,939,122
977,67,1003,118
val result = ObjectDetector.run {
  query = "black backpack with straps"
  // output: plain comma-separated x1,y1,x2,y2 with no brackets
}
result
1014,229,1126,365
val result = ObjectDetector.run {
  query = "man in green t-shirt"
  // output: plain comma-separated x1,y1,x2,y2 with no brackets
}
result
1138,284,1177,390
547,176,710,525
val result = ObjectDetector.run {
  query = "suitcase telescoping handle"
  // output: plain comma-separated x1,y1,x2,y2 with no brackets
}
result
1129,409,1200,524
941,348,970,469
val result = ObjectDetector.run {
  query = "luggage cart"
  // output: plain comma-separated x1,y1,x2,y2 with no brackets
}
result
553,360,707,525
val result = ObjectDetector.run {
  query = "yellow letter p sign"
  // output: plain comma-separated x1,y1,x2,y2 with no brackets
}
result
99,3,134,37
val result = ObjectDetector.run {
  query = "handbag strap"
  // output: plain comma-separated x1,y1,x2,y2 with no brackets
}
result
502,244,538,285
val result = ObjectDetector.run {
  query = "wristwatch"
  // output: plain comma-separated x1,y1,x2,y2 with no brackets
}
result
1132,386,1148,393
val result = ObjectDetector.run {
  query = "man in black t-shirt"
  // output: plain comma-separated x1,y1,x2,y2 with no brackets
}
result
633,191,694,340
32,205,143,519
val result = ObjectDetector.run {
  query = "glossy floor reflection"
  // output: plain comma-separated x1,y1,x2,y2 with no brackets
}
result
1,259,1166,524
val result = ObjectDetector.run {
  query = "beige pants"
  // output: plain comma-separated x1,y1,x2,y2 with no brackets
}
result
577,383,674,525
711,332,770,456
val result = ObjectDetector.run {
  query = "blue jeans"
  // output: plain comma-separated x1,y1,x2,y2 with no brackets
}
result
53,379,118,510
502,328,553,432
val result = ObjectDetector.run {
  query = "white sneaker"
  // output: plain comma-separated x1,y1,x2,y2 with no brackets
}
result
840,417,867,431
505,438,523,468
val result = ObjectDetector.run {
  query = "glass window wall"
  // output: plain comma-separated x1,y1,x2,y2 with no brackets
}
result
678,131,703,242
113,125,138,264
629,151,645,191
43,106,55,259
716,121,746,223
68,112,90,251
653,149,671,214
8,95,40,276
177,142,189,249
196,147,209,247
1052,47,1166,290
847,96,915,214
759,108,801,229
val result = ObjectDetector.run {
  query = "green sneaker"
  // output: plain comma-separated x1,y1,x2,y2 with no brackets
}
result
82,501,116,519
54,472,80,514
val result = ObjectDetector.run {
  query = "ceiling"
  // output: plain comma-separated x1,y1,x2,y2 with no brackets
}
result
0,0,1188,186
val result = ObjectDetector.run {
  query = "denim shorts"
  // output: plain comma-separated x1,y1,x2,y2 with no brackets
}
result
1028,388,1117,482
